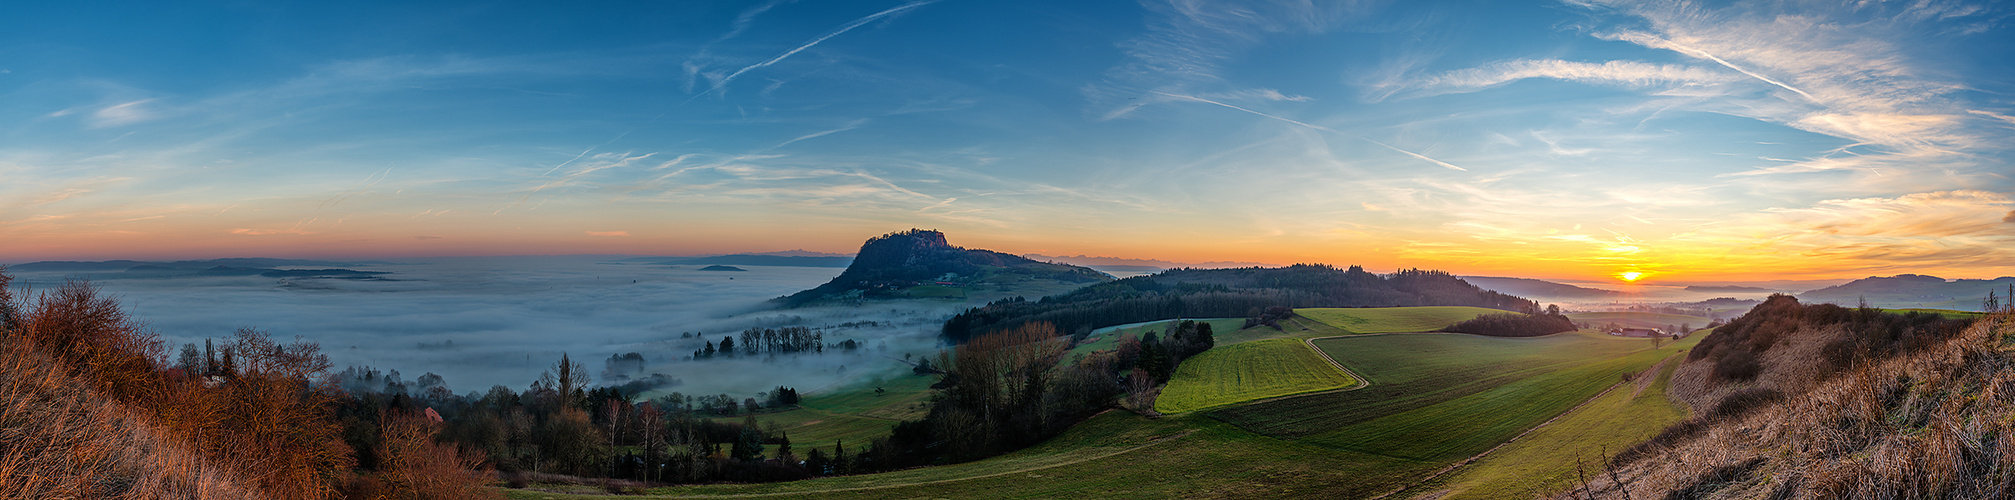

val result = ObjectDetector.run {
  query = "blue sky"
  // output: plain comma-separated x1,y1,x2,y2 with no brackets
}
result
4,0,2012,281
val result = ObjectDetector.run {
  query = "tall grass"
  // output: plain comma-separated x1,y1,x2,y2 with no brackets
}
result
0,340,261,499
1578,311,2015,499
1,270,494,499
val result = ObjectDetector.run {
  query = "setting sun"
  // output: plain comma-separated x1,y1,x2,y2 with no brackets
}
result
1618,271,1645,282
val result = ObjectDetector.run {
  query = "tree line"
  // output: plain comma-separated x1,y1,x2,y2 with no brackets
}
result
1441,304,1576,337
943,265,1538,343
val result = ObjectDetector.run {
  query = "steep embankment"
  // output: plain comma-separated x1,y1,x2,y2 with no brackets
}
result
0,340,261,499
1565,297,2005,498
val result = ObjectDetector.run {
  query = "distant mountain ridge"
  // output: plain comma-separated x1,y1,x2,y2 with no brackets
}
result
1459,276,1622,299
4,258,393,280
1799,274,2015,310
777,229,1111,306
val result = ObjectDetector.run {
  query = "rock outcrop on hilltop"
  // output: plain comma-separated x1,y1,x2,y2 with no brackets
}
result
776,229,1110,306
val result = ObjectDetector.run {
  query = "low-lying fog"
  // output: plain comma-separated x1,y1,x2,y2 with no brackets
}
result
8,256,959,400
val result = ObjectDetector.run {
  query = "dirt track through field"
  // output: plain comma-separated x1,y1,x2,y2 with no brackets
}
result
1366,352,1680,500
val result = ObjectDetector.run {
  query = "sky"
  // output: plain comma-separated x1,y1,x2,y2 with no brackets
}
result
4,0,2013,283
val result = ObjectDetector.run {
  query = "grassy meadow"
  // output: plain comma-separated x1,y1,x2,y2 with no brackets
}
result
1296,306,1509,334
1564,311,1711,330
1415,348,1690,499
743,374,936,456
509,309,1705,499
1153,338,1357,414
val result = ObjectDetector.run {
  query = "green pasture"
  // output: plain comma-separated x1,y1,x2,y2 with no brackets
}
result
1296,306,1508,334
503,411,1445,500
1420,350,1689,499
1154,338,1356,414
505,309,1711,500
1565,311,1711,330
739,374,936,456
1883,308,1986,319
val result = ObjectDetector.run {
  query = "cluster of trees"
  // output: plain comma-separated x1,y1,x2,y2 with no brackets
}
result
1689,294,1978,383
692,327,859,360
942,265,1538,343
1987,284,2015,312
1442,304,1575,337
0,272,493,499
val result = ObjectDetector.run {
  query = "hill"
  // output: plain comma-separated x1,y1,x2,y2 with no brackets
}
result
1460,276,1623,300
1799,273,2015,310
942,265,1535,343
1564,296,1997,498
777,229,1111,307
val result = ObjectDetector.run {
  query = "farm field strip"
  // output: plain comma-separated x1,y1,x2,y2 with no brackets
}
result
1416,350,1690,499
1154,338,1358,414
1297,306,1507,334
1306,336,1698,462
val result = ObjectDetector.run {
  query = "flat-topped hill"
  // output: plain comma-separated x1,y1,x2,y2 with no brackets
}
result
776,229,1111,306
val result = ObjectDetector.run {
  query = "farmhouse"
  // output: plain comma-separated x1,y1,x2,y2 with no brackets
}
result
1608,327,1663,338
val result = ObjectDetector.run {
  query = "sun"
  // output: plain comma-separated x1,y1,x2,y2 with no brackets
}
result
1618,271,1645,282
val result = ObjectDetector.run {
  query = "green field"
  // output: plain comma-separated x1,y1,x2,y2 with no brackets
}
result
1213,330,1696,459
506,307,1704,499
1296,306,1508,334
1565,311,1711,331
743,374,937,455
504,411,1445,500
1418,350,1689,499
1153,338,1357,414
1883,308,1986,319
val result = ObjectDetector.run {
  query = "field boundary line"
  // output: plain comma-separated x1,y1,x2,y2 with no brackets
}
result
1367,352,1679,500
613,429,1197,499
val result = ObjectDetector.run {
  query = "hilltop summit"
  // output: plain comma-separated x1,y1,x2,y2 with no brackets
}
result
777,229,1110,306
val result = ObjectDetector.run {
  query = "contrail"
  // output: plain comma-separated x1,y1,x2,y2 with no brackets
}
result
696,0,939,99
1622,33,1816,102
504,1,937,215
1150,91,1469,172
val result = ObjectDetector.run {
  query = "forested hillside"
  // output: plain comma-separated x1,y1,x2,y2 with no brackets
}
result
942,264,1535,343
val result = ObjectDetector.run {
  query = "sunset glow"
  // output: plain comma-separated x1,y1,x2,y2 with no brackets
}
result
2,1,2011,282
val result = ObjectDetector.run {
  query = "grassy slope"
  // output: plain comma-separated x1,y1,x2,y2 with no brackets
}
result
508,314,1695,499
504,412,1440,500
1566,312,1711,330
1419,348,1690,499
1154,338,1356,414
1297,306,1509,334
745,375,936,455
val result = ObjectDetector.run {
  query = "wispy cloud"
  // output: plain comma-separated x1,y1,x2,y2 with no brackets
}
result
1385,59,1738,100
1088,0,1378,118
1150,91,1467,172
694,0,939,98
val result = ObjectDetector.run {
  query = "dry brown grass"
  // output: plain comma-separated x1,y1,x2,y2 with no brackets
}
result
0,340,263,499
1569,312,2015,499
